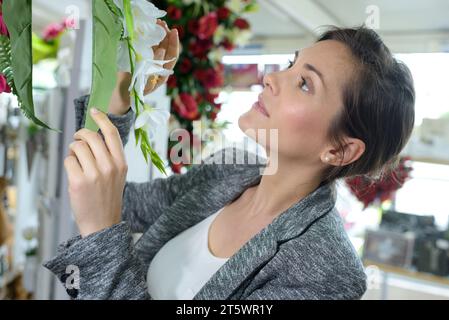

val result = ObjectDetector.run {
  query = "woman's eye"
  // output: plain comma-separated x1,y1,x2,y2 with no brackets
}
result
300,77,309,92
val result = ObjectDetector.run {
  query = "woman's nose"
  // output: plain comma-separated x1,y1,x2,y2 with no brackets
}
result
263,73,278,95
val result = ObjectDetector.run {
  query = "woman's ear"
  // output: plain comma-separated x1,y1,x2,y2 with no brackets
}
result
321,137,365,167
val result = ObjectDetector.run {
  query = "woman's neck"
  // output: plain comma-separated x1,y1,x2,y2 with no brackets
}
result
242,155,323,219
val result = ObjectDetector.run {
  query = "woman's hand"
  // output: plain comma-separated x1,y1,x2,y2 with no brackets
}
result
109,19,180,115
64,108,128,238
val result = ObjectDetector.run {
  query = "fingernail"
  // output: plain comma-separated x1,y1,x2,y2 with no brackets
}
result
90,107,99,115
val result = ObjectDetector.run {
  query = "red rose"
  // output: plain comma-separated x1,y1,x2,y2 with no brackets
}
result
172,93,200,120
172,25,185,39
170,161,183,174
217,7,231,20
0,74,11,93
221,37,235,51
234,18,250,30
205,92,219,104
167,75,177,89
188,20,199,34
197,12,218,40
167,5,182,20
189,39,213,59
194,68,224,89
179,58,192,73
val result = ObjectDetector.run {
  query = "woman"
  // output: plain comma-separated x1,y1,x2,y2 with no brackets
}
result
44,25,415,300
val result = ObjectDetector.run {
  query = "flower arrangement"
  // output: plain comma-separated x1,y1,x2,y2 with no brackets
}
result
0,0,53,130
345,157,414,209
31,18,74,64
0,0,175,174
153,0,258,173
85,0,176,174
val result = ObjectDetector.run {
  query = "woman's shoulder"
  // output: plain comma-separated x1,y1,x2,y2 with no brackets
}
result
273,208,367,297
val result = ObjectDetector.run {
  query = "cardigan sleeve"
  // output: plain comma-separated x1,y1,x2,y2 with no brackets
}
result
74,95,205,233
43,221,153,299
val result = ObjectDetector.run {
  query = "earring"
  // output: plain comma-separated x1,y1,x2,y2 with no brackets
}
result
324,156,330,162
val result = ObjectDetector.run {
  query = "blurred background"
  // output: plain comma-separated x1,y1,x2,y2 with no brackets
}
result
0,0,449,300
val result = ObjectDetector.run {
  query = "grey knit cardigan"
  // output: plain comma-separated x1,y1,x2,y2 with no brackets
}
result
43,95,367,300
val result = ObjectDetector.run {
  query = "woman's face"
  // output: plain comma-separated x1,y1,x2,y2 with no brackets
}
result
238,40,356,166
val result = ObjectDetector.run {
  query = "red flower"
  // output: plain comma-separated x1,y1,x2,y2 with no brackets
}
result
194,68,223,89
221,37,235,51
167,5,182,20
170,161,183,174
234,18,250,30
217,7,231,20
179,58,192,73
167,75,177,89
205,92,219,104
43,22,65,42
188,39,213,59
197,12,218,40
0,74,11,93
187,20,199,34
0,15,9,37
345,157,413,209
172,93,200,120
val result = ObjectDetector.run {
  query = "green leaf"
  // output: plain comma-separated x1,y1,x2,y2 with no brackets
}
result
84,0,122,132
2,0,55,131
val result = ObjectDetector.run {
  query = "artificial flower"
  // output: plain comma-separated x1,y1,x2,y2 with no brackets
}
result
134,103,170,139
233,17,250,29
172,93,200,120
42,22,65,41
197,12,218,40
0,74,11,93
0,15,9,37
217,7,231,20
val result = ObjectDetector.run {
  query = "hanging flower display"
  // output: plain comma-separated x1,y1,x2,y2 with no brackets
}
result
345,157,414,209
152,0,258,173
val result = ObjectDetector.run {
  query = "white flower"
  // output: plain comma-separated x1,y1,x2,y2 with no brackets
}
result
208,49,224,63
227,0,244,13
135,103,170,139
213,25,226,45
234,29,252,47
129,56,174,111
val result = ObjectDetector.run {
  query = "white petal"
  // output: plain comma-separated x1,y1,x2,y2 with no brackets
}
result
132,0,166,19
135,110,151,129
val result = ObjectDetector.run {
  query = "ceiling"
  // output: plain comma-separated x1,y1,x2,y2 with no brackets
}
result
246,0,449,53
31,0,449,53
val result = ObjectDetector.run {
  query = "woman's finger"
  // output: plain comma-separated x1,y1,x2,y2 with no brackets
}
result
163,29,179,70
69,140,98,176
89,108,126,165
64,155,83,183
73,128,114,168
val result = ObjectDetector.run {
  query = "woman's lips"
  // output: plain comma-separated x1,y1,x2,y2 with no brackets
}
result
252,95,270,117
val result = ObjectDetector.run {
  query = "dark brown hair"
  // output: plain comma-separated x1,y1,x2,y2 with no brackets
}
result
317,26,415,184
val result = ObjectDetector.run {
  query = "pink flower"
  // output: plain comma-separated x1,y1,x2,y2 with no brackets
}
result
0,74,11,94
0,15,9,37
197,12,218,40
43,22,65,42
64,17,76,29
172,93,200,120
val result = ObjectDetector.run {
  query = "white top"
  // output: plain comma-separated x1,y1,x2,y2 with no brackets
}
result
147,208,229,299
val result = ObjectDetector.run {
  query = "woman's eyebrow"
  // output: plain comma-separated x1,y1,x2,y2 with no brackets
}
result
304,63,326,88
